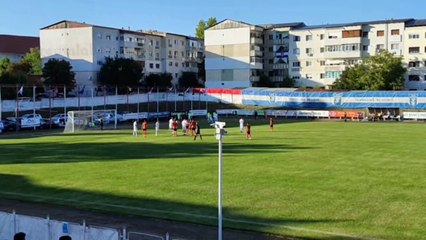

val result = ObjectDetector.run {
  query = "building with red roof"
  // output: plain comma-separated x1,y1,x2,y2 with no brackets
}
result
0,34,40,62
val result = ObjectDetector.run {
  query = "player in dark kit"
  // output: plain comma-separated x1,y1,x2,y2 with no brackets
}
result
246,123,252,139
194,122,202,141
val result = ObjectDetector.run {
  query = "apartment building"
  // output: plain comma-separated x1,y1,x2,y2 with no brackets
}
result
205,18,426,90
40,21,203,94
0,35,39,63
404,20,426,90
204,19,263,88
262,23,305,85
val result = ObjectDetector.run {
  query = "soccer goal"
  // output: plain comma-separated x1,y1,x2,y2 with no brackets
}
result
64,109,118,133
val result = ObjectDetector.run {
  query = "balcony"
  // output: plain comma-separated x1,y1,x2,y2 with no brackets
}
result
250,50,263,57
250,76,260,82
250,37,263,45
273,64,287,69
273,39,288,45
272,76,284,82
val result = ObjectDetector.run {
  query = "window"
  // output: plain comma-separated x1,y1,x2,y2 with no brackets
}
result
175,62,178,67
342,30,362,38
306,61,312,67
175,73,178,78
320,73,325,79
97,34,102,39
376,44,385,52
362,31,368,38
320,60,325,66
269,47,273,52
155,64,160,69
328,33,338,39
169,61,172,66
292,76,300,79
306,74,312,79
293,62,300,67
409,34,420,39
293,48,300,55
320,34,324,40
391,29,400,35
325,71,342,78
149,63,153,68
391,44,399,50
377,30,384,37
106,35,111,40
320,47,325,53
306,48,313,55
408,75,420,81
268,59,273,64
306,35,312,41
409,47,420,54
409,61,420,67
363,45,368,51
294,36,300,41
269,34,273,40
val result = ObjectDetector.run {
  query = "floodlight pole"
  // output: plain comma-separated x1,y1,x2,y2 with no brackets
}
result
216,127,225,240
218,133,223,240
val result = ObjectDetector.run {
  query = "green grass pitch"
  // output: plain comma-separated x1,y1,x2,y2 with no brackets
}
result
0,120,425,239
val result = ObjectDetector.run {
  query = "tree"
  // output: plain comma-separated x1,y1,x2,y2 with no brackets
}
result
333,51,406,90
195,17,217,39
197,57,205,86
42,59,76,90
98,57,143,87
21,48,42,75
144,73,173,88
281,76,296,88
256,74,273,87
0,57,11,76
178,72,200,88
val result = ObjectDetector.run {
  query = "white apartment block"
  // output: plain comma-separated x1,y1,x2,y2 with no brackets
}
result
40,21,203,94
205,18,426,90
204,20,263,88
403,20,426,90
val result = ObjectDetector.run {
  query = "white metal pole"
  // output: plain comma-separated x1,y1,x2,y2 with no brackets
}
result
174,88,177,111
91,87,94,123
137,87,140,113
218,133,223,240
157,87,159,113
0,85,2,120
64,85,67,117
33,85,36,130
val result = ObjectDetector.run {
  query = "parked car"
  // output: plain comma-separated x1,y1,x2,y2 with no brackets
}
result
94,112,124,124
50,113,67,127
20,114,44,129
1,119,19,132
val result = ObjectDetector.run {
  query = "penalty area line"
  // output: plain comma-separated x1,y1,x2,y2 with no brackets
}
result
0,191,371,239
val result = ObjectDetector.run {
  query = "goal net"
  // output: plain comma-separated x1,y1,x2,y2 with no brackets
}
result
64,109,118,133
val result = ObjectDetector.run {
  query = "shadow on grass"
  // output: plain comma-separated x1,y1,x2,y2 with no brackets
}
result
0,141,315,164
0,173,355,240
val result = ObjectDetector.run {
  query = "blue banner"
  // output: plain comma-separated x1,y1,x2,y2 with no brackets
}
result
241,88,426,109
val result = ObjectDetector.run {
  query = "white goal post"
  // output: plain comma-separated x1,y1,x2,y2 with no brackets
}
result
64,109,118,133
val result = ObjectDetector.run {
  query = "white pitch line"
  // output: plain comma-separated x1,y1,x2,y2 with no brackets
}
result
0,191,373,239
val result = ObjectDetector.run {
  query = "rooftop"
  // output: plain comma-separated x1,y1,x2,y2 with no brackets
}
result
0,35,39,54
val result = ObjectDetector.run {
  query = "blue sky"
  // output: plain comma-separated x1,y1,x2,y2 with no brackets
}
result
1,0,425,37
